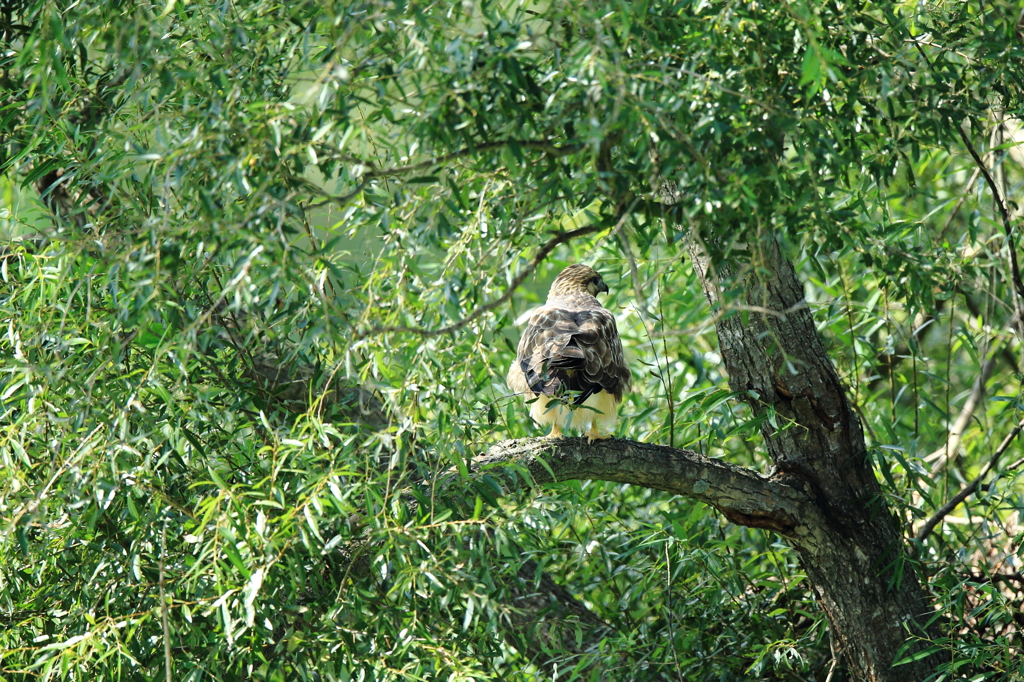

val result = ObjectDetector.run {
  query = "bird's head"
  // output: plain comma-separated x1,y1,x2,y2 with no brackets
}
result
548,264,610,298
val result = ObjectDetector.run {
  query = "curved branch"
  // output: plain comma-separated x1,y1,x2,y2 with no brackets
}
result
304,176,371,210
302,140,581,209
956,125,1024,320
923,355,997,469
356,225,603,339
335,140,583,180
915,419,1024,543
462,437,814,536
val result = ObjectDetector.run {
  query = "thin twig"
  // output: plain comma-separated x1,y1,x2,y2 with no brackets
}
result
884,285,897,427
937,120,1001,244
912,40,1024,359
824,626,843,682
160,519,173,682
835,257,861,402
652,302,810,338
618,231,650,320
664,544,684,682
603,195,641,245
637,304,671,447
916,419,1024,543
658,280,675,450
9,424,105,529
824,655,840,682
650,300,811,341
963,570,1024,584
305,176,371,210
938,166,981,244
960,291,1020,372
332,140,582,180
356,225,603,338
923,356,997,469
357,103,390,193
649,322,717,339
991,453,1024,477
956,124,1024,336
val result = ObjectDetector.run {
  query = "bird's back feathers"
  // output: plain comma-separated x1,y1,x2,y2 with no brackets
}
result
510,292,630,405
506,265,630,438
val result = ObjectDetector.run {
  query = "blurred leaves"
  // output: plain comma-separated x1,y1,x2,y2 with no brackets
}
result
0,0,1022,680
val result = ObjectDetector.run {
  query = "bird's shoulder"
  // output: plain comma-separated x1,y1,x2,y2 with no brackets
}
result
526,294,610,325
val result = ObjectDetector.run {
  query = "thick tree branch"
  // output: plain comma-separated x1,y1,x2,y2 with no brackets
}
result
688,232,942,680
915,419,1024,543
461,437,815,537
355,225,603,339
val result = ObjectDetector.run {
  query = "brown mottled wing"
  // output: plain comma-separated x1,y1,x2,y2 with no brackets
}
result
512,303,631,403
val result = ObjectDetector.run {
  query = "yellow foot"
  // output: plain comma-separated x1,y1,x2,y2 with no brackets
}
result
585,429,612,444
547,426,564,439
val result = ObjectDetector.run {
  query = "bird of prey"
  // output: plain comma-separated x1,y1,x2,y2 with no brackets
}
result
506,264,631,441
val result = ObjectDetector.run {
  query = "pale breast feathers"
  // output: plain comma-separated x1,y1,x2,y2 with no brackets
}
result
513,303,630,403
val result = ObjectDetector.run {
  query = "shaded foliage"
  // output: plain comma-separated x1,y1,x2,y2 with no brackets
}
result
1,0,1022,680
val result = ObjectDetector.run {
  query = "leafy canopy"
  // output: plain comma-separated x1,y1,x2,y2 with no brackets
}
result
1,0,1022,680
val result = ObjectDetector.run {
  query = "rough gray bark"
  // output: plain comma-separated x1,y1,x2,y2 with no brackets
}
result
460,235,943,681
688,235,941,681
464,431,932,680
452,436,827,676
468,437,818,536
442,433,813,677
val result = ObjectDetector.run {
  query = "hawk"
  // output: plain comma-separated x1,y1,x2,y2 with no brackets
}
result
506,264,631,441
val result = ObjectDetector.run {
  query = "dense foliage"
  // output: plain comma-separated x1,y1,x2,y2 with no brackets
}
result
1,0,1022,679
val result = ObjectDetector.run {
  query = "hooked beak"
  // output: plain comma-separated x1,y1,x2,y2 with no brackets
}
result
597,280,609,294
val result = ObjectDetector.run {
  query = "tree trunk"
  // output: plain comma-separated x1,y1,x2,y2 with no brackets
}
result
463,232,944,680
204,214,945,679
688,234,941,681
